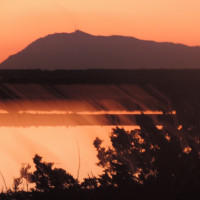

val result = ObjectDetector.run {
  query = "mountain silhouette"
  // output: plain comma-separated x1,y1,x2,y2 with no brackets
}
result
1,30,200,70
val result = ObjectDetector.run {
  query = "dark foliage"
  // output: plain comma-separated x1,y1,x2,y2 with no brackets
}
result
93,111,200,199
31,154,78,192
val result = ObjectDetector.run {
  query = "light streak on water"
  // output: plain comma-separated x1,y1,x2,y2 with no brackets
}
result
17,110,176,115
0,110,8,114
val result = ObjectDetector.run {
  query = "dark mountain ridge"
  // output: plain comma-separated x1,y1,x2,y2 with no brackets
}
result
1,30,200,69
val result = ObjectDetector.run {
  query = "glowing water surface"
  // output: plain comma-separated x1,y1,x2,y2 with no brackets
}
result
0,85,176,189
0,125,136,188
0,104,174,188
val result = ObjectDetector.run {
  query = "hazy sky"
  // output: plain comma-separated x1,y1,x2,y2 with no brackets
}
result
1,0,200,62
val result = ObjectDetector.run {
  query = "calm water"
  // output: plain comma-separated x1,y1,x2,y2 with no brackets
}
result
0,99,174,188
0,125,136,188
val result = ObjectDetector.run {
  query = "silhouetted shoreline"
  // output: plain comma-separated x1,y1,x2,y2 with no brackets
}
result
1,69,200,84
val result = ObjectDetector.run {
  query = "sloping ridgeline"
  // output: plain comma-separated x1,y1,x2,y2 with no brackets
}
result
1,30,200,70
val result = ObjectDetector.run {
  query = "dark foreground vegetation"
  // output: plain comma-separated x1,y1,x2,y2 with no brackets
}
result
1,106,200,200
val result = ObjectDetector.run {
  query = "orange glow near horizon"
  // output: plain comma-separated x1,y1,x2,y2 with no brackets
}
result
1,0,200,62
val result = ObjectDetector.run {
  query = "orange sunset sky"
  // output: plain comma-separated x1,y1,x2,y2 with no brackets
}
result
1,0,200,63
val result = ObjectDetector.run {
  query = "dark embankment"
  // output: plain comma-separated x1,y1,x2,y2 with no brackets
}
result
0,69,198,125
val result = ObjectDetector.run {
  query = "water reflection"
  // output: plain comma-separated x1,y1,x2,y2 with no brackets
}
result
0,125,135,188
0,94,174,188
17,110,176,115
0,110,175,127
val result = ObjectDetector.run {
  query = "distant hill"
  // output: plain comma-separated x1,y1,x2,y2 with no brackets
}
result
1,30,200,70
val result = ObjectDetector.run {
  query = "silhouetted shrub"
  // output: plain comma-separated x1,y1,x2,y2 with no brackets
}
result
31,154,78,192
94,112,200,199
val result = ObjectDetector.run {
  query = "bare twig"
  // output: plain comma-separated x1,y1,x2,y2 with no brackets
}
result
0,171,8,193
76,140,81,181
